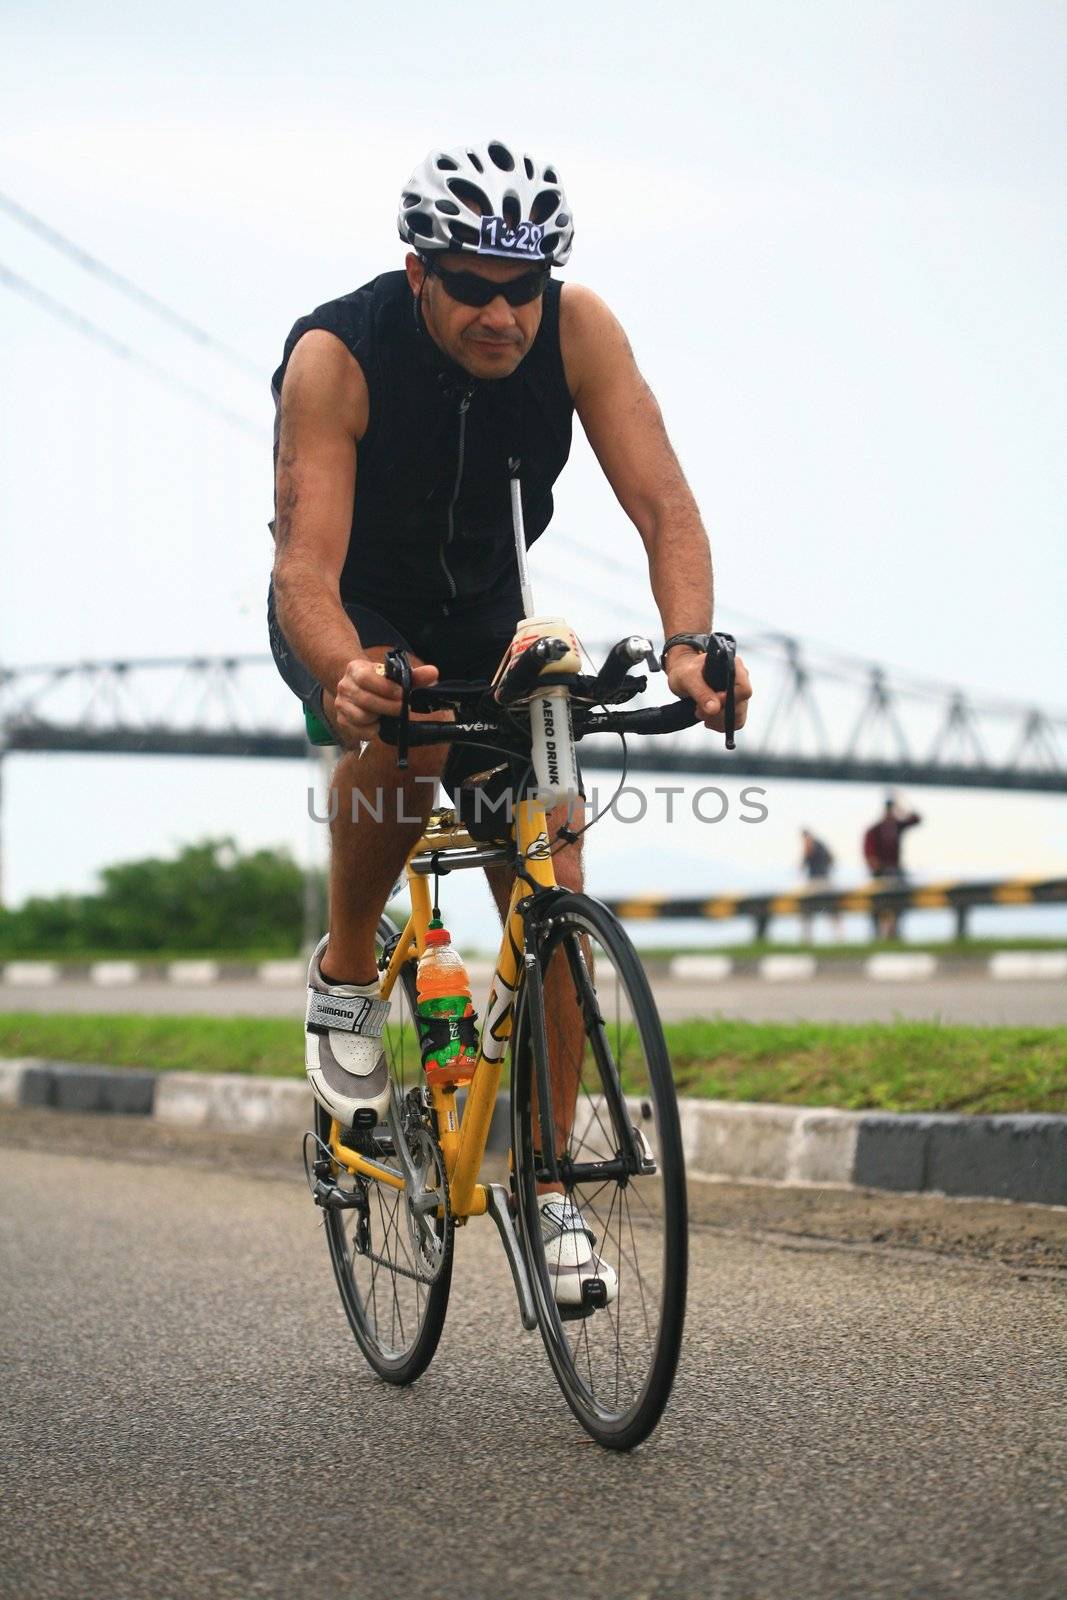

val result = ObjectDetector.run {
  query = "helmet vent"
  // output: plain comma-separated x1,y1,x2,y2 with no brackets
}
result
447,177,492,217
406,212,435,238
488,141,515,172
543,166,558,183
402,192,421,208
466,149,485,173
436,155,459,171
530,190,560,224
523,155,534,179
540,232,559,258
501,193,521,227
447,220,480,247
434,198,461,215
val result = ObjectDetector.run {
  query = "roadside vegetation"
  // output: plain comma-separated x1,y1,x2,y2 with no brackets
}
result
0,840,315,959
2,1012,1064,1115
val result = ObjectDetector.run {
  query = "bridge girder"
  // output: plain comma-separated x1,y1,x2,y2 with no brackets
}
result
3,722,1066,793
2,646,1065,794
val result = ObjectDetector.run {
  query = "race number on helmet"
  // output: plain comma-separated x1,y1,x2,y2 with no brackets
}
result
398,139,574,267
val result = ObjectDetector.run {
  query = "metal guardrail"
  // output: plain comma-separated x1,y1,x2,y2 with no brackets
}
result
604,876,1067,941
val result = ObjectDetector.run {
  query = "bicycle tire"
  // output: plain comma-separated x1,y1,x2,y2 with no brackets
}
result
510,892,687,1449
317,914,453,1385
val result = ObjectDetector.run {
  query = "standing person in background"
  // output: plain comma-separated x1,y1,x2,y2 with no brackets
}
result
799,828,839,943
863,797,922,938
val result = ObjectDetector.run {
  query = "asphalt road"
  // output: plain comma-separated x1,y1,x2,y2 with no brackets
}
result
3,974,1065,1025
2,1110,1065,1600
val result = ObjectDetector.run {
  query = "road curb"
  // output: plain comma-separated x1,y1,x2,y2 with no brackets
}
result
3,951,1067,985
3,1057,1065,1207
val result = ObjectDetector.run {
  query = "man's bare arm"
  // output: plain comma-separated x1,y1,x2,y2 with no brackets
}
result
560,285,712,651
271,330,368,692
560,284,750,730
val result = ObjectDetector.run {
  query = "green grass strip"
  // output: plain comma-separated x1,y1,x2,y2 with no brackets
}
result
2,1011,1065,1115
0,1012,307,1079
659,1018,1067,1115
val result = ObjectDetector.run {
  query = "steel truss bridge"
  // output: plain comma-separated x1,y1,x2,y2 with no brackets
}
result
2,634,1065,793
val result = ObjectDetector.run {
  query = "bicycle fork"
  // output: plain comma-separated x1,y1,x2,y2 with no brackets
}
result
520,903,646,1188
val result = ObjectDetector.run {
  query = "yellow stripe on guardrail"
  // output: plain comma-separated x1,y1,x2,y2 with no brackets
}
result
911,883,952,908
605,876,1063,924
702,899,740,919
992,880,1036,905
615,899,665,920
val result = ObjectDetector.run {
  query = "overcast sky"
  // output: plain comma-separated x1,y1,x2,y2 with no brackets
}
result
1,1,1064,941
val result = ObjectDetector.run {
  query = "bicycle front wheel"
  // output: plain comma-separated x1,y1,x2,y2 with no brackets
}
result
317,914,452,1385
510,893,687,1449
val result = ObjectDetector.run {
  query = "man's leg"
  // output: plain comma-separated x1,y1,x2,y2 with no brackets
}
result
318,651,449,985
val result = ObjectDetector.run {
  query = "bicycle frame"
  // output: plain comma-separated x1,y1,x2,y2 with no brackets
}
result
326,796,558,1220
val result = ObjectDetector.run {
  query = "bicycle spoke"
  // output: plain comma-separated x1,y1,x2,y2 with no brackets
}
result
623,1189,654,1350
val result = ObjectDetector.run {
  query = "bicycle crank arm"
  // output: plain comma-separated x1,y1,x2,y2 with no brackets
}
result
485,1184,537,1332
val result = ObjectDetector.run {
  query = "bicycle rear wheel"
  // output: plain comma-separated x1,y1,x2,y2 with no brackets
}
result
510,893,687,1449
316,915,452,1385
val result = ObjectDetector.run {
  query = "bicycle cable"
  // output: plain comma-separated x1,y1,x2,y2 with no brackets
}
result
548,728,630,856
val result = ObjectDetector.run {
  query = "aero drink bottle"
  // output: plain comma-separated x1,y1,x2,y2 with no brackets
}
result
497,617,583,808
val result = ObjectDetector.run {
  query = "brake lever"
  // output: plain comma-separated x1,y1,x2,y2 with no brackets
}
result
702,632,738,749
383,648,412,768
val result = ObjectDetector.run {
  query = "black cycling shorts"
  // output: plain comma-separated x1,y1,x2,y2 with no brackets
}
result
267,580,576,838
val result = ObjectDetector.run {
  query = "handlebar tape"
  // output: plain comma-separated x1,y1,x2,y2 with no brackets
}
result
606,698,699,735
596,636,650,693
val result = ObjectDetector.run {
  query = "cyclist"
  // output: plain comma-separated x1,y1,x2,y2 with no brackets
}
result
268,138,752,1303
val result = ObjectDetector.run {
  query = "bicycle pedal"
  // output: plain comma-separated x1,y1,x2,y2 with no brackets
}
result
338,1109,379,1153
312,1178,366,1212
581,1277,609,1310
556,1278,609,1321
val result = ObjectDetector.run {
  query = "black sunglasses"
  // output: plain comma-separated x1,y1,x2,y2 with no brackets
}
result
423,258,549,309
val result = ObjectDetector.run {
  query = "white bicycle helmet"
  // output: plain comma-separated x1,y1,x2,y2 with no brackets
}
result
398,139,574,267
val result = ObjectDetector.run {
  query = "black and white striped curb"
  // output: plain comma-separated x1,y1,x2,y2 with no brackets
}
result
2,1057,1064,1208
2,951,1066,987
668,951,1067,982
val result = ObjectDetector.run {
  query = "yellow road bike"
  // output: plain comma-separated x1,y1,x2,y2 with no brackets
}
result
304,623,737,1449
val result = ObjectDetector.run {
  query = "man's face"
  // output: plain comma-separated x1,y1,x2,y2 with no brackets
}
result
406,251,546,380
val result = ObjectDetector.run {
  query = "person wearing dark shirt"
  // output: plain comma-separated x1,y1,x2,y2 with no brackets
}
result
801,829,834,882
863,798,922,878
863,797,922,937
799,828,838,942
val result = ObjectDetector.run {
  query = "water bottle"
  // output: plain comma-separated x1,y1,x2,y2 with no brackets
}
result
416,920,479,1086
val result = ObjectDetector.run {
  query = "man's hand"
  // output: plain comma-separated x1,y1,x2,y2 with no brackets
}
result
665,649,753,733
333,657,440,743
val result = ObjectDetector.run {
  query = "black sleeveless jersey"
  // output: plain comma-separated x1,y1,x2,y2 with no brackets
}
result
271,270,574,617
